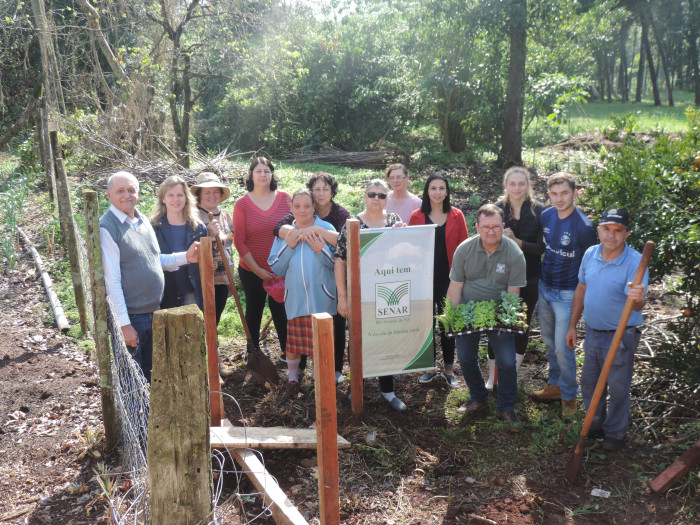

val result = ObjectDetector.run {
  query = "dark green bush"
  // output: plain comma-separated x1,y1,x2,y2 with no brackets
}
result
580,109,700,385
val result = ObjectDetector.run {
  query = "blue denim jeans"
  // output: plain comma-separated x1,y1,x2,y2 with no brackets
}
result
127,313,154,383
581,326,640,440
538,283,577,401
456,331,517,412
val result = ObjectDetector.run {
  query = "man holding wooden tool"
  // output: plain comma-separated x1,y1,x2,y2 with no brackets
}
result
565,208,648,452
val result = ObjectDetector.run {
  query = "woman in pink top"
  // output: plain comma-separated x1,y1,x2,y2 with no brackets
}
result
233,157,292,354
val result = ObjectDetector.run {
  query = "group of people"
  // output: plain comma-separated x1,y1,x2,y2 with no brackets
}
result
99,160,647,451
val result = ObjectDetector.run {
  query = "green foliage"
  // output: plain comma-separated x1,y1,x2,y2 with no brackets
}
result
0,157,36,270
580,108,700,385
437,292,527,333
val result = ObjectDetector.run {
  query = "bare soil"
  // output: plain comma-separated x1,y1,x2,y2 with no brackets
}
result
1,169,698,524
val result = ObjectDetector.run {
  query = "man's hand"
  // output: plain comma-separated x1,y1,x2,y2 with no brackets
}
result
337,295,348,318
565,327,577,349
627,283,645,302
121,324,139,347
186,241,200,263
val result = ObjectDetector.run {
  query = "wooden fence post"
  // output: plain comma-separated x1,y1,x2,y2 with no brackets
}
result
82,189,118,449
312,313,340,525
148,305,213,525
346,219,364,414
55,156,90,333
198,236,222,426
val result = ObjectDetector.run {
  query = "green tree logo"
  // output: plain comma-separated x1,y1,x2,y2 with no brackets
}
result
376,282,409,306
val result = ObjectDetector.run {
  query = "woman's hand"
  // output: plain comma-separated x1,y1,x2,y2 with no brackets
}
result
256,268,275,280
503,227,522,247
392,221,407,228
285,228,301,249
307,231,325,253
207,219,220,237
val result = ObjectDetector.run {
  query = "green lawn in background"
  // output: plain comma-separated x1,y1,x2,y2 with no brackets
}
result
566,91,694,134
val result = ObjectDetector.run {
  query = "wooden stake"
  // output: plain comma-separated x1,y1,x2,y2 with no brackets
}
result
346,219,364,414
54,157,90,334
82,189,118,449
36,98,55,202
650,439,700,493
312,313,340,525
149,305,212,525
199,236,222,426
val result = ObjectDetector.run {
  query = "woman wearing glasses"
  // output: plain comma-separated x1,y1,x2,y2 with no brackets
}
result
409,173,469,388
335,179,407,411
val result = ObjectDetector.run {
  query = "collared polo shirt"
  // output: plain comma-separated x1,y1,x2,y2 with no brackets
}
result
578,243,649,330
449,235,526,304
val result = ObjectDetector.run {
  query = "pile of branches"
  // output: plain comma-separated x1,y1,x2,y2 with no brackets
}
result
276,145,410,170
80,154,250,190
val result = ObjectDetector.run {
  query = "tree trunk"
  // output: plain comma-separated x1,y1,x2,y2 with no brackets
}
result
647,4,673,106
498,0,527,168
688,0,700,105
618,19,631,102
635,21,646,102
29,0,65,113
640,11,661,106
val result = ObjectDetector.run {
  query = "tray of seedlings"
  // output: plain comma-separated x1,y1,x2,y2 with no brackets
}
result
437,291,528,337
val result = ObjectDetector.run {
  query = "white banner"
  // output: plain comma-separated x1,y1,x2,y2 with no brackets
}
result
360,225,435,377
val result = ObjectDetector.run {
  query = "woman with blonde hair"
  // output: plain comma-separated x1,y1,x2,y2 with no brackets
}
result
151,175,208,309
485,166,545,390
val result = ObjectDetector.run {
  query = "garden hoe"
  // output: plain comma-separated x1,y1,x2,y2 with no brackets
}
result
208,213,279,389
565,241,654,485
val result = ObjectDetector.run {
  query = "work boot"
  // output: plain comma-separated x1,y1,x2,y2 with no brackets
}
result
561,399,577,418
529,385,561,402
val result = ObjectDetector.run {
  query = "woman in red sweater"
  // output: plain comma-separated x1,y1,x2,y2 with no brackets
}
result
409,173,468,387
233,157,292,355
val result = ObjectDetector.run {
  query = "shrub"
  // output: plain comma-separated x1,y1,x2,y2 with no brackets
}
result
580,109,700,385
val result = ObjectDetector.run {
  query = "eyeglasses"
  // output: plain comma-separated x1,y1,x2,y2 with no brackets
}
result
366,191,387,200
480,225,502,233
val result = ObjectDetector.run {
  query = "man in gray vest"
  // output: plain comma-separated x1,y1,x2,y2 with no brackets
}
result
100,171,199,382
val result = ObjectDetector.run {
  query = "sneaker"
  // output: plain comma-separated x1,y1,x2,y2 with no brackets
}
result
380,394,407,412
218,362,234,378
498,410,522,426
457,400,488,414
440,370,459,388
529,385,561,402
561,399,577,419
419,371,438,384
335,371,345,384
602,436,625,452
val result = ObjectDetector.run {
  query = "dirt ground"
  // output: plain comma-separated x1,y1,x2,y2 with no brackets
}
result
1,162,698,524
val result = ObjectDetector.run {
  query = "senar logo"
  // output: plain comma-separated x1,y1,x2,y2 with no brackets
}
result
375,280,410,318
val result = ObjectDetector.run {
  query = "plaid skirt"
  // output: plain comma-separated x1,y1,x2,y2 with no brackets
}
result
287,316,314,356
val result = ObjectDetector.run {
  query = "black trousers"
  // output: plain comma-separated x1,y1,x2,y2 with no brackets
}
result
237,266,287,351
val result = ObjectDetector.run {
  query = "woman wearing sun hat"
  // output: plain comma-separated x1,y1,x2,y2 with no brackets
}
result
191,172,234,328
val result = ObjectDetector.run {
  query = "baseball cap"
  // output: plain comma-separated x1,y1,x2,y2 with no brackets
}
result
599,208,629,228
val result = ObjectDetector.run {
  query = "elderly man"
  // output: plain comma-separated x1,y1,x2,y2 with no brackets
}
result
531,172,597,418
100,171,199,382
565,209,647,451
446,204,526,425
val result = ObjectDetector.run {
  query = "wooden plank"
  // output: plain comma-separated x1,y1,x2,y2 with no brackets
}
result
650,439,700,493
231,448,308,525
199,236,222,426
149,305,212,524
312,313,340,525
346,219,364,414
210,426,350,450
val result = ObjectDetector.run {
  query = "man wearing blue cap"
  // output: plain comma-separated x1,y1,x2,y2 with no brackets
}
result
565,208,648,451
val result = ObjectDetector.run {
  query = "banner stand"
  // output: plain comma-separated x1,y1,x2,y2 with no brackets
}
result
347,219,364,414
